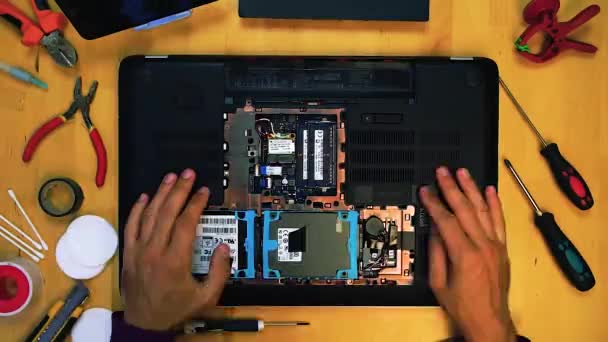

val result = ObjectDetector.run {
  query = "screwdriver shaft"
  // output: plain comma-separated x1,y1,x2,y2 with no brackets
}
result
499,78,549,147
265,321,310,326
504,159,543,216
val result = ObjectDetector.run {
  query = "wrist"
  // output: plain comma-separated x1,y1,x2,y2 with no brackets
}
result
464,317,516,342
112,311,177,342
123,311,172,332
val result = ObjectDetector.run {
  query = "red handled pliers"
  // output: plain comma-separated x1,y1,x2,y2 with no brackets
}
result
23,77,107,187
515,0,600,63
0,0,77,67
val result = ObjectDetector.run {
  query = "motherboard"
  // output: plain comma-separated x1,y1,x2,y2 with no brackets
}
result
190,102,424,287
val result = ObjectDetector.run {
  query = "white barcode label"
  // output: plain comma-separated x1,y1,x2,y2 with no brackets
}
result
314,130,324,181
302,130,308,180
200,226,237,234
268,139,295,154
277,228,302,262
192,215,239,274
200,217,237,226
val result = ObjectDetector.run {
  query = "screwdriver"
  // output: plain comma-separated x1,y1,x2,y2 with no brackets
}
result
499,78,593,210
0,61,48,90
504,159,595,292
184,319,310,333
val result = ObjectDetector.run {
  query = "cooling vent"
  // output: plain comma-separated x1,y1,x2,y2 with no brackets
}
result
345,128,461,206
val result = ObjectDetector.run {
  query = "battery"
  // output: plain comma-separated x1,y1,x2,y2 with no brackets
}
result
191,210,255,279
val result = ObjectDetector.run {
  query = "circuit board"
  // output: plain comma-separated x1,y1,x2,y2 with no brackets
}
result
204,102,417,286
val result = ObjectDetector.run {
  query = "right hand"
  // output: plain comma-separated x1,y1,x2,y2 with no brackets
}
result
420,167,516,342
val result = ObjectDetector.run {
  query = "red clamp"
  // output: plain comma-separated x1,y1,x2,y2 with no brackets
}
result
515,0,600,63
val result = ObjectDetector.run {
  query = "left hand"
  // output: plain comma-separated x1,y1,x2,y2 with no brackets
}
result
121,169,231,331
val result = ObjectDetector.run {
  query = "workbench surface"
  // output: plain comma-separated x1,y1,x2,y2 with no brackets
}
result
1,0,606,340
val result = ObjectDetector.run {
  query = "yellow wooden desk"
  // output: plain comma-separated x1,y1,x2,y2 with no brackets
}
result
0,0,606,340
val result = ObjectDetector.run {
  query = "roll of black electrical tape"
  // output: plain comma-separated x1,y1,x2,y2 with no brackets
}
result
38,178,84,217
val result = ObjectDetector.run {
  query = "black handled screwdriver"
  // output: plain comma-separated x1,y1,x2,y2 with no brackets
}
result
504,159,595,292
500,78,594,210
184,320,310,334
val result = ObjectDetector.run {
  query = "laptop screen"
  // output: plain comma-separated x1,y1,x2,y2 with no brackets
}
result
56,0,216,40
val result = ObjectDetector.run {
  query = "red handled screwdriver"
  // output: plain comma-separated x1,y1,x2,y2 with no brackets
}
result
500,78,593,210
504,159,595,292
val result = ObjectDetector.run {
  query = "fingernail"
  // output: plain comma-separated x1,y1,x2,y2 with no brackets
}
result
459,168,470,178
419,186,429,195
486,185,497,194
163,173,177,184
198,186,210,194
215,244,230,259
138,193,148,203
181,169,194,180
436,166,449,177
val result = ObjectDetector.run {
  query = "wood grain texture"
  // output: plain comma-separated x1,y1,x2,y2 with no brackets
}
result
0,0,606,340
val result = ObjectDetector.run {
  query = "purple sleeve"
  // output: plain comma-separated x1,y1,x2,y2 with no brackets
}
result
110,311,178,342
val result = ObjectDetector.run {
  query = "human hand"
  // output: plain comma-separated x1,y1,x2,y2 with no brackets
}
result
121,169,231,331
420,167,515,342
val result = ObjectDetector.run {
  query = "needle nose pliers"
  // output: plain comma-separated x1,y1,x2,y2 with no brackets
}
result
23,77,108,188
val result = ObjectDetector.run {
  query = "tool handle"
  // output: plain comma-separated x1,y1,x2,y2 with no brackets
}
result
89,127,107,187
541,143,593,210
562,5,600,33
24,314,50,342
22,116,66,162
0,0,44,46
562,39,598,54
29,0,67,33
535,213,595,292
54,316,77,342
210,320,262,332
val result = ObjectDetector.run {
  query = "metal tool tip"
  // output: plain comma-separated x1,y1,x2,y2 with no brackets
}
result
503,159,512,168
297,322,310,326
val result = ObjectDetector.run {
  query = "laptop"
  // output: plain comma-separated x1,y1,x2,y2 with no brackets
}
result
118,56,498,306
239,0,429,21
56,0,216,40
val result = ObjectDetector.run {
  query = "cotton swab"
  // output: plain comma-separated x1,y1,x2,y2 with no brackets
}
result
7,189,48,251
0,214,43,250
0,226,41,263
0,224,44,260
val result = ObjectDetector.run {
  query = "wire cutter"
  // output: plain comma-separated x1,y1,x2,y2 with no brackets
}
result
515,0,600,63
23,77,108,188
0,0,77,68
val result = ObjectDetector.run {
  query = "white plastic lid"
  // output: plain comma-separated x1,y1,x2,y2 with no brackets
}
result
71,307,113,342
64,215,118,267
55,235,105,280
